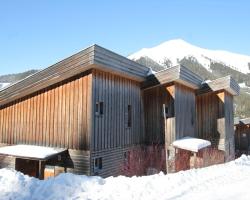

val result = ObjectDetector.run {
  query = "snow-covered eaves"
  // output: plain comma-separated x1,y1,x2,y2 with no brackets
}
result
172,137,211,152
197,76,240,96
142,65,203,89
0,144,67,160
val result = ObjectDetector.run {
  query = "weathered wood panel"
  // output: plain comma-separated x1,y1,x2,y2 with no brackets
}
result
235,124,250,153
143,83,196,145
0,72,92,151
196,92,220,143
143,84,174,144
196,91,235,160
90,146,135,178
174,83,196,139
91,70,144,151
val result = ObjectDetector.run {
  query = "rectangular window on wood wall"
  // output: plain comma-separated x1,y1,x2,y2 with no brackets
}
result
128,105,132,127
95,102,104,115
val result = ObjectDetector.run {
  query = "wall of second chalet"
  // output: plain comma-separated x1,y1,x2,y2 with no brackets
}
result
143,83,196,145
196,91,235,157
0,71,93,151
143,84,175,145
174,83,196,140
91,70,144,151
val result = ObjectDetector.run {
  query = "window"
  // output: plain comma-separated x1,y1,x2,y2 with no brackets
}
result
128,105,132,127
242,133,247,137
95,102,104,115
94,157,102,171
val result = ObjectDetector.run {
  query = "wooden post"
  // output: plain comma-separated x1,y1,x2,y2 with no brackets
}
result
193,152,197,169
163,104,169,174
38,160,44,180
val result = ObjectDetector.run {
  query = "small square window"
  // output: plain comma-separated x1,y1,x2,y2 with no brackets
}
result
95,102,104,115
94,157,102,171
99,102,104,115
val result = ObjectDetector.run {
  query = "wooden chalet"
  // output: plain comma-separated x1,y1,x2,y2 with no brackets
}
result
234,118,250,156
0,45,240,178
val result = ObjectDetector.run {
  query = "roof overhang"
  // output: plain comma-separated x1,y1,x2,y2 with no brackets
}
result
0,144,67,161
234,118,250,126
0,45,150,107
142,65,203,90
197,76,240,96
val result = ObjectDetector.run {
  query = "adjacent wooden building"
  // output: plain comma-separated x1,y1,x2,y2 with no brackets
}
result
0,45,240,178
234,118,250,156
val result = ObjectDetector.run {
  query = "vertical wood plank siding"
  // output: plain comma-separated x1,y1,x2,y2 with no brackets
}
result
235,125,250,153
90,70,144,177
224,92,235,157
196,92,220,143
174,83,196,139
0,71,92,151
143,83,196,145
143,85,173,144
196,91,234,159
91,70,144,151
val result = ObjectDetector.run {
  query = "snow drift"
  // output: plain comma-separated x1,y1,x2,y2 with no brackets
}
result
1,155,250,200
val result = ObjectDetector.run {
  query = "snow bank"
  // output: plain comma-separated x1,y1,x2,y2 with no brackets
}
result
1,155,250,200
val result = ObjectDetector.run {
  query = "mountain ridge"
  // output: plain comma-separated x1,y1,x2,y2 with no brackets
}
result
129,39,250,118
129,39,250,75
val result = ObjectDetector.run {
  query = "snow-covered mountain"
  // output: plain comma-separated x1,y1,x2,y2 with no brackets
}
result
129,39,250,74
129,39,250,118
0,83,10,89
0,69,38,90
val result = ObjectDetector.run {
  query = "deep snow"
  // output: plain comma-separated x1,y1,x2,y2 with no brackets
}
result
1,155,250,200
128,39,250,74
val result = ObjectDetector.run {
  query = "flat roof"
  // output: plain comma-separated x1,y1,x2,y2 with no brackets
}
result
172,137,211,152
142,65,204,89
0,44,150,107
0,145,67,161
197,76,240,96
234,118,250,126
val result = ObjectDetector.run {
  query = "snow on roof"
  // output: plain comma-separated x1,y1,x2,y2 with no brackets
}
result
172,137,211,152
0,145,67,160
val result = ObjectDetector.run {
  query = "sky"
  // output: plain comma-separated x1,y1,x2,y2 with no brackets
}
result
0,0,250,75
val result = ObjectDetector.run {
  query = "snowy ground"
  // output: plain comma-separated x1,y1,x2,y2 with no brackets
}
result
1,155,250,200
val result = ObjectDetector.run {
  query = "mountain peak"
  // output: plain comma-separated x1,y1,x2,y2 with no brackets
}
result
129,39,250,74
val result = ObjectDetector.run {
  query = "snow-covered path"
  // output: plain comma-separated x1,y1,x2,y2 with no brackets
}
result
1,155,250,200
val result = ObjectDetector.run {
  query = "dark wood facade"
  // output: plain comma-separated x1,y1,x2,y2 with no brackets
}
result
143,83,196,145
235,118,250,155
0,45,240,178
196,91,235,160
90,70,144,176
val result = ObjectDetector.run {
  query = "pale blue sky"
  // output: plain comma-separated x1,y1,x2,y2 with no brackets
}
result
0,0,249,75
